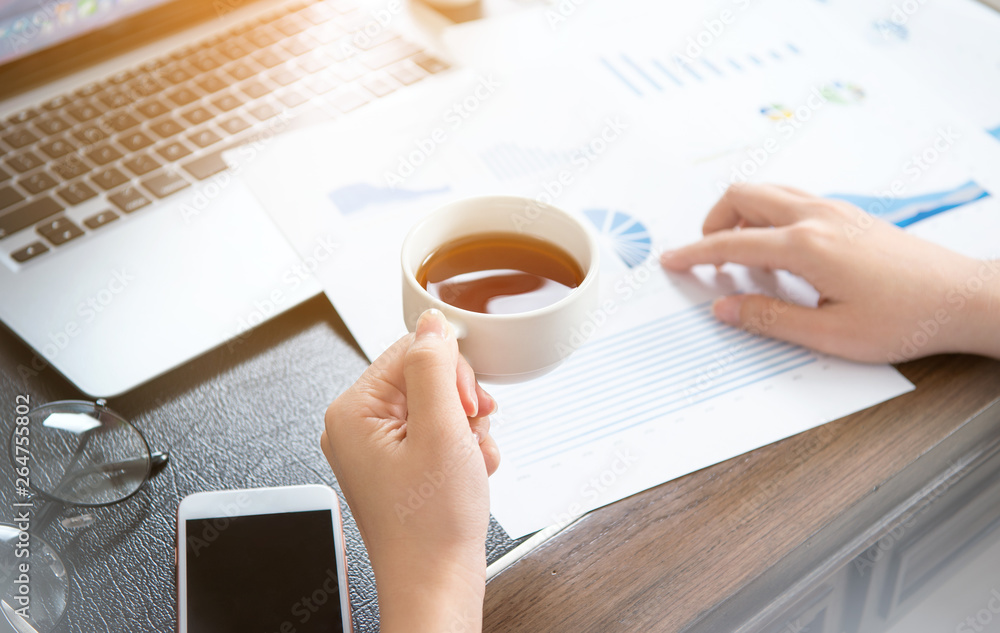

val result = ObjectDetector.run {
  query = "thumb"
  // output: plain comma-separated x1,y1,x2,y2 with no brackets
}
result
713,294,840,353
403,309,468,441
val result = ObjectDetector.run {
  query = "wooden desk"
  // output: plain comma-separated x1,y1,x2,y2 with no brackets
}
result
483,355,1000,632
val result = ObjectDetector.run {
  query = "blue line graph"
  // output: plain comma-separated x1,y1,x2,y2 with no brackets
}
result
328,183,450,214
500,302,818,466
826,180,990,228
988,125,1000,142
602,41,801,97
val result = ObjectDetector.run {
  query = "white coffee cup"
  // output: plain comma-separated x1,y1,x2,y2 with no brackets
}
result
401,195,601,382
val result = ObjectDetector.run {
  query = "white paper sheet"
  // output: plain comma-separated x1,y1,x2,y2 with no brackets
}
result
237,1,1000,536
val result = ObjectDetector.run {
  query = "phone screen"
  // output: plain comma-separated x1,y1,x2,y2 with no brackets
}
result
184,510,344,633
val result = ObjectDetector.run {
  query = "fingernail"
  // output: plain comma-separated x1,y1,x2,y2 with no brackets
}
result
713,296,743,326
416,309,448,339
659,250,676,264
466,382,479,418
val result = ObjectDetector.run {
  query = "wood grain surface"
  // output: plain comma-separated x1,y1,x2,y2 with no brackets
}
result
482,355,1000,632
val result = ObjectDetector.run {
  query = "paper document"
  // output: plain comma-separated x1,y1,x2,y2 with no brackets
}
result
238,0,1000,537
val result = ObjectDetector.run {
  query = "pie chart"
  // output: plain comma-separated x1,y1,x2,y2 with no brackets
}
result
582,208,653,268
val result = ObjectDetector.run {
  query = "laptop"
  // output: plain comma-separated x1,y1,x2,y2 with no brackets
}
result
0,0,450,396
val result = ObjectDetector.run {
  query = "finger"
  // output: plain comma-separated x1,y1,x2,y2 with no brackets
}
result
479,433,501,477
456,354,479,418
403,309,467,441
661,227,797,271
703,183,817,235
712,294,843,354
476,383,497,417
469,415,491,442
357,333,413,398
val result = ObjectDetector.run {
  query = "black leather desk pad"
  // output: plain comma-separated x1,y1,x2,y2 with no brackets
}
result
0,296,525,632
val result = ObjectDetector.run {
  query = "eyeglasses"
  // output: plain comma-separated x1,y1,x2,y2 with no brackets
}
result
1,399,169,632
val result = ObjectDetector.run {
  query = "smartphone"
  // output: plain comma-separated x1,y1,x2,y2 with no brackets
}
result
177,485,352,633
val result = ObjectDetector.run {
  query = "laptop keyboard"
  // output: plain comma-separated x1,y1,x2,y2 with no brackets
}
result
0,0,449,264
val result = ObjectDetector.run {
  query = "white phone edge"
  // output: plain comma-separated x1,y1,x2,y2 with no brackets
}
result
176,484,353,633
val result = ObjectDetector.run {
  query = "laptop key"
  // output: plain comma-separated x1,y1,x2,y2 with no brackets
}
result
142,170,191,198
298,54,326,74
7,151,44,173
167,87,202,107
0,186,26,211
37,217,84,246
19,172,58,195
129,76,165,97
98,90,135,110
217,39,252,61
212,93,245,113
137,100,171,120
108,185,152,214
11,241,49,263
83,210,119,230
163,66,192,85
57,182,98,206
270,66,303,86
123,153,162,176
73,125,110,146
196,74,229,94
42,96,71,111
2,128,39,149
275,15,308,36
157,142,193,161
241,80,272,100
413,53,450,74
182,107,214,126
188,129,221,149
181,150,228,180
106,112,141,132
150,118,185,139
218,116,251,135
246,27,280,49
387,59,427,86
304,73,338,95
278,90,308,108
52,156,90,181
39,139,77,159
253,48,290,69
190,53,224,73
249,102,281,121
66,102,104,123
226,61,258,82
92,167,129,190
118,131,155,152
7,109,39,125
86,144,124,166
34,115,72,136
0,197,64,239
0,166,9,183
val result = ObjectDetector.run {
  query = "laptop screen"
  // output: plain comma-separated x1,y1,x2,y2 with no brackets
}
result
0,0,175,66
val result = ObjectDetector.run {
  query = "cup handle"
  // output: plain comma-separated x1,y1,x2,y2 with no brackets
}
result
446,317,468,340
